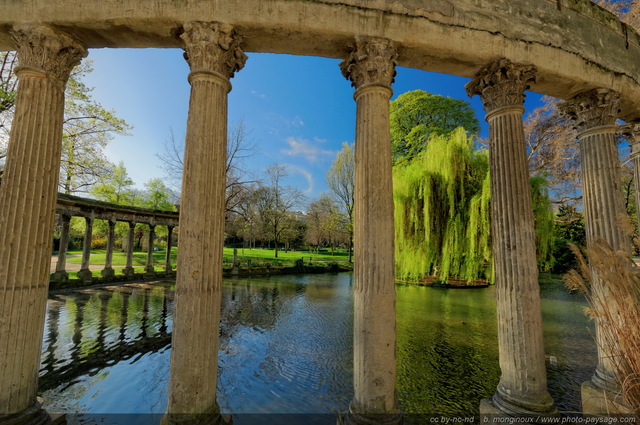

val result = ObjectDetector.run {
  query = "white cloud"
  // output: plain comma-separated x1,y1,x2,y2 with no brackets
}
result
285,164,314,195
291,116,304,127
250,90,267,100
281,137,334,162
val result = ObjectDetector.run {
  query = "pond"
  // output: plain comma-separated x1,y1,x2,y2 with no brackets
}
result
39,273,595,422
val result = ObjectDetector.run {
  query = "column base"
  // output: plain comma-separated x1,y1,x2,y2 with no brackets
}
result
122,267,135,278
77,269,93,283
101,267,115,279
0,399,52,425
51,271,68,284
145,266,155,277
480,393,558,421
581,380,633,415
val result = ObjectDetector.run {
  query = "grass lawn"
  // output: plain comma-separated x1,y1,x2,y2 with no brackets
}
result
62,247,351,269
64,248,176,267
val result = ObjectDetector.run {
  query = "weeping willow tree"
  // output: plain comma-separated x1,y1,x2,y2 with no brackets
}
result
394,127,554,283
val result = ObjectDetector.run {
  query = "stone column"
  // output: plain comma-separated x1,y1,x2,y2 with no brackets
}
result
559,89,630,413
145,224,156,275
53,214,72,283
165,226,174,272
0,24,86,422
102,219,116,278
466,58,556,417
339,37,401,425
620,121,640,231
163,21,246,425
78,216,94,283
232,247,239,275
123,222,135,277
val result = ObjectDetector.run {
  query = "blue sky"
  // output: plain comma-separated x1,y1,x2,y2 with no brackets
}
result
83,48,545,204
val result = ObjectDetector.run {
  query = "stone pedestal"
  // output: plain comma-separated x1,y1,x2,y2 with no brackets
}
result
466,58,556,417
0,24,86,422
559,89,631,414
339,37,401,425
163,21,246,425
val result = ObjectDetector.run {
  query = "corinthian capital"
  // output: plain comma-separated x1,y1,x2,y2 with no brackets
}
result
340,37,397,89
619,121,640,159
465,58,536,114
180,21,247,78
558,89,620,134
10,24,87,83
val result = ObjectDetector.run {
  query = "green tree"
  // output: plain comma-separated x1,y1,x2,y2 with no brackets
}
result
394,128,555,283
90,162,136,205
326,141,354,261
306,194,346,255
142,178,176,211
551,204,586,273
390,90,480,164
60,61,131,194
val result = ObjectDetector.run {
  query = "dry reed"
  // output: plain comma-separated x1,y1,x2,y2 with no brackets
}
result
563,238,640,416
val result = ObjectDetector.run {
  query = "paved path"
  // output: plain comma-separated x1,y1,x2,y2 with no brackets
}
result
50,254,128,273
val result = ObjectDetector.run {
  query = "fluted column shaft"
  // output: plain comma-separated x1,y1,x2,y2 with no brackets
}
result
145,224,155,274
466,59,555,416
165,226,174,272
164,21,246,423
0,24,86,421
621,121,640,236
102,219,116,278
560,89,629,403
340,37,401,424
124,222,135,277
78,216,94,282
55,214,71,274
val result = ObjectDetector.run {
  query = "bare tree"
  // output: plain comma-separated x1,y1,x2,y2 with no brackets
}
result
0,51,18,114
524,96,581,206
156,119,258,213
254,163,306,258
326,141,354,261
0,51,18,180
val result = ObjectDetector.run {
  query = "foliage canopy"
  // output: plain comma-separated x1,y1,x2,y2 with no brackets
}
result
390,90,480,164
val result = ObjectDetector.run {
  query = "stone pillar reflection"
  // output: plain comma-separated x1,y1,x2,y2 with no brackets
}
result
559,89,630,413
78,216,94,283
163,21,246,425
145,224,156,275
123,222,135,277
53,214,72,283
102,219,116,278
0,24,86,421
339,37,401,425
466,58,556,416
165,226,174,272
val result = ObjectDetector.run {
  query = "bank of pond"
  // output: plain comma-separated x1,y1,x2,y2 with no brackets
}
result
40,273,594,422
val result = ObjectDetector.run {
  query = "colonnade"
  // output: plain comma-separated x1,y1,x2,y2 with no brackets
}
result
52,214,176,284
0,20,637,425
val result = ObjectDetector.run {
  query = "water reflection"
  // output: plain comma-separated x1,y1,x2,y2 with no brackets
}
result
40,274,595,417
